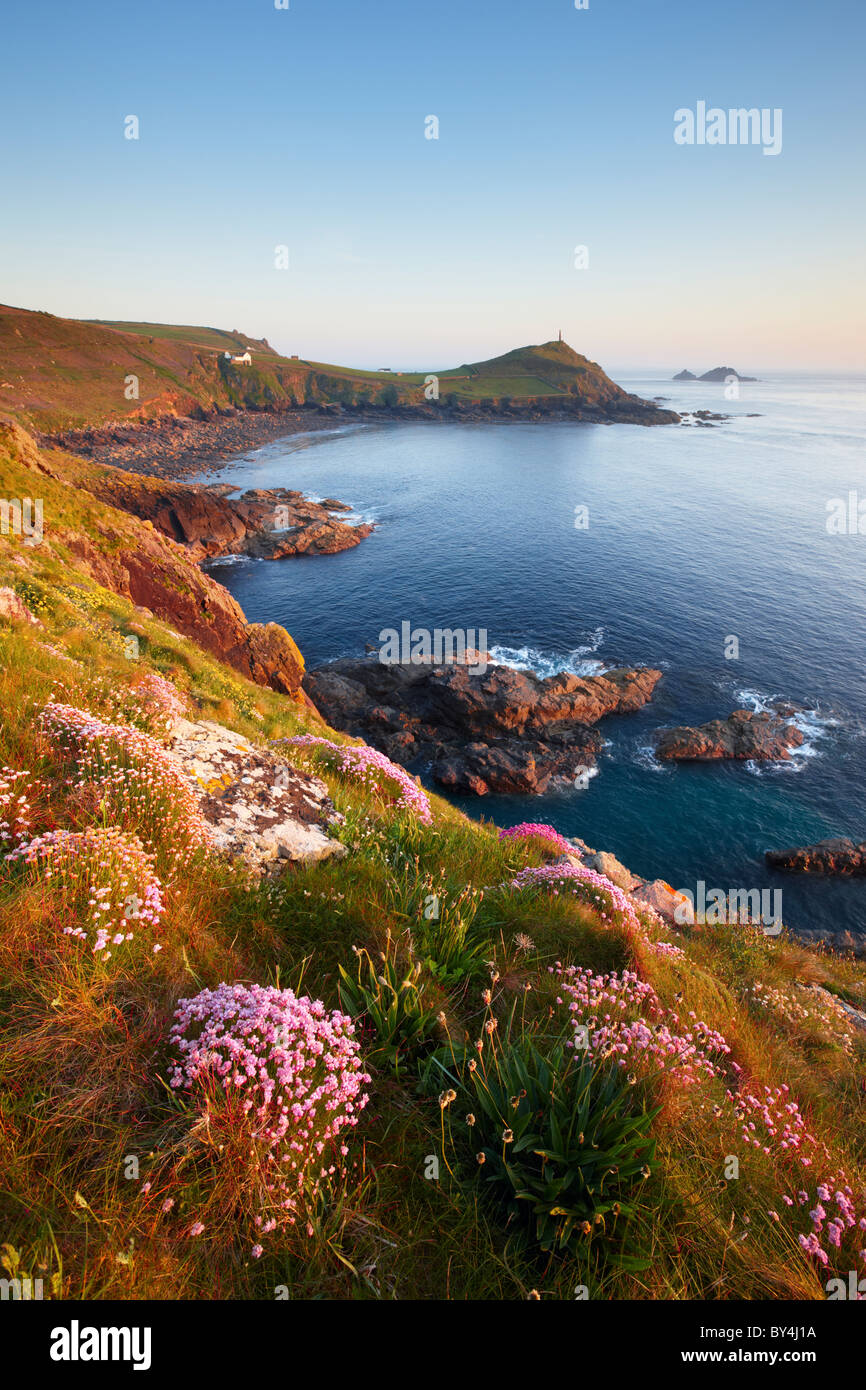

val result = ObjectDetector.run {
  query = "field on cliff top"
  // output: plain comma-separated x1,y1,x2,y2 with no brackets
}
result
0,302,642,434
1,423,866,1301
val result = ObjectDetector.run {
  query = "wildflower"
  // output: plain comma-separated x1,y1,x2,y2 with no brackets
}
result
283,735,432,824
7,826,165,960
499,823,574,855
251,1244,263,1259
476,1153,486,1165
514,932,535,953
170,983,370,1245
189,1222,205,1237
466,1114,476,1127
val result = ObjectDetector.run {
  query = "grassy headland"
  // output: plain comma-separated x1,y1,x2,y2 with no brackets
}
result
0,304,676,438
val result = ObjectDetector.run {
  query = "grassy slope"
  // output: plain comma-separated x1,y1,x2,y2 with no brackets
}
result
1,437,865,1301
0,303,632,430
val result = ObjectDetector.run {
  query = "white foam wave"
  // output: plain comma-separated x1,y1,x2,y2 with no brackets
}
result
489,628,606,679
205,553,253,568
734,687,840,773
634,742,673,774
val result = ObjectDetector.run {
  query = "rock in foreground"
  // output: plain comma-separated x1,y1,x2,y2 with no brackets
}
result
170,717,346,872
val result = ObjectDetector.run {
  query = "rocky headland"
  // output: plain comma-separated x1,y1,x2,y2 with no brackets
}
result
304,653,662,795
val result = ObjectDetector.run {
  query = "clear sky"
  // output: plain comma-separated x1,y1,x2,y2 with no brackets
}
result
2,0,864,371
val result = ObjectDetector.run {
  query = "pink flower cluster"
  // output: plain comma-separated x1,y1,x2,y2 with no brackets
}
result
499,822,575,855
285,734,432,824
553,961,731,1086
510,861,643,936
127,671,186,737
0,766,39,848
40,702,212,863
650,939,686,961
87,670,186,739
729,1083,866,1278
169,983,370,1242
6,825,164,958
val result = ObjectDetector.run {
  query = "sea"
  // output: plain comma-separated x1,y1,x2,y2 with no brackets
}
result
196,373,866,942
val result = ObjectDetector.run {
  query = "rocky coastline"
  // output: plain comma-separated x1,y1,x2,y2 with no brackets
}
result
41,394,681,482
71,468,374,564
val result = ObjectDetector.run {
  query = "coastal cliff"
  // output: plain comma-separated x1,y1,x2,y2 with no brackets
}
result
0,418,309,697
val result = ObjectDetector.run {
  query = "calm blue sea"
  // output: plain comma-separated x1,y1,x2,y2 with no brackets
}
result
198,374,866,940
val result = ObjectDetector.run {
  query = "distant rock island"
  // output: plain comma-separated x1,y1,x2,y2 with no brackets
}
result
674,366,758,382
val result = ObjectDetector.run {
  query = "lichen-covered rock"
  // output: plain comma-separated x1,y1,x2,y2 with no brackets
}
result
582,850,642,892
169,717,346,872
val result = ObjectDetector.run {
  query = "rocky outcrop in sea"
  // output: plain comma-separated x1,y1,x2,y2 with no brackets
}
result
655,708,805,761
304,653,662,795
766,838,866,876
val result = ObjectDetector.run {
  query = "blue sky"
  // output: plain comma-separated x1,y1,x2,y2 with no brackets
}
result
2,0,864,369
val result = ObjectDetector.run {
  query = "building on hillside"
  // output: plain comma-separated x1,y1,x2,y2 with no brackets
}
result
223,349,253,365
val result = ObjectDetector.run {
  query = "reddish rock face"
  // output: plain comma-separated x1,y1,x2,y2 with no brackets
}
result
304,655,661,795
66,522,305,699
766,838,866,875
655,709,805,761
